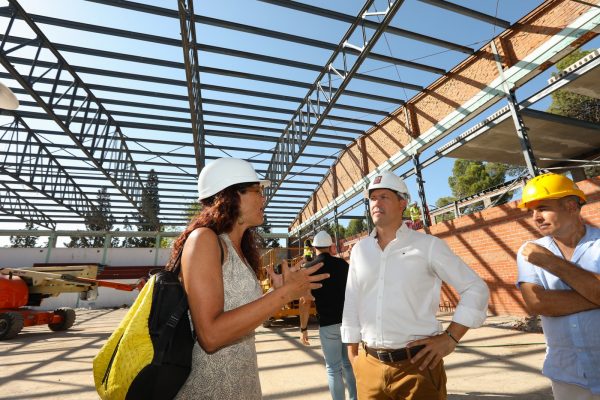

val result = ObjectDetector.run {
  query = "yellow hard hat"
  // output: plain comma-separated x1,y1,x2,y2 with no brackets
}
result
519,173,586,209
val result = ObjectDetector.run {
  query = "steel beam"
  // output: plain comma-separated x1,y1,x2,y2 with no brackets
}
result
3,70,390,117
82,0,443,75
0,19,416,102
259,0,474,54
178,0,206,173
0,182,56,230
0,1,145,213
0,115,97,219
290,4,600,235
412,155,431,227
264,0,405,204
10,108,348,149
417,0,510,28
491,41,539,177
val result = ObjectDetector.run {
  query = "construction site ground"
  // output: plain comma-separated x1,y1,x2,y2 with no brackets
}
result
0,309,552,400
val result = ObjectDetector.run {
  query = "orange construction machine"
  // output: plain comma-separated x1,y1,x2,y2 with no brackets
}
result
0,265,143,340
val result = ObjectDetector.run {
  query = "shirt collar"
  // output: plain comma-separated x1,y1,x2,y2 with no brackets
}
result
369,221,409,239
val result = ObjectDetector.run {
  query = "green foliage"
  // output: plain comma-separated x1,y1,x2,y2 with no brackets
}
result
185,201,202,222
316,221,346,240
136,170,161,247
10,221,39,248
119,215,138,248
345,218,367,238
256,224,280,249
448,160,507,199
436,196,456,208
65,188,119,248
549,49,600,179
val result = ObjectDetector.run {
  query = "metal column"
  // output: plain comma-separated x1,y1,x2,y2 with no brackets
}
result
364,198,372,232
333,206,340,253
412,155,431,227
491,41,539,177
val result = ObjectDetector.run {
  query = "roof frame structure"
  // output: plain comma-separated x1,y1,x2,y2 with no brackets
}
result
0,0,585,231
0,0,146,214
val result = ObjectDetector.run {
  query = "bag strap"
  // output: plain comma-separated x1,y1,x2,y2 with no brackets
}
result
172,233,224,275
153,294,188,365
154,234,225,364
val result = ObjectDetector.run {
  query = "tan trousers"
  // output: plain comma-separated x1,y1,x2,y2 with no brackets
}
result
353,347,447,400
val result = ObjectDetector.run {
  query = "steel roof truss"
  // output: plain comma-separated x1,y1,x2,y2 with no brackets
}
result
265,0,404,203
0,182,56,230
0,1,145,213
0,115,97,219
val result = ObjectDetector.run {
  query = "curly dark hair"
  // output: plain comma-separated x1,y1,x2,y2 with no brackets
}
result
168,182,261,275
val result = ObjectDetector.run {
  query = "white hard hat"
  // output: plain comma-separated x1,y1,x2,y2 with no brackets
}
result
197,158,270,200
367,171,410,202
312,231,333,247
0,82,19,110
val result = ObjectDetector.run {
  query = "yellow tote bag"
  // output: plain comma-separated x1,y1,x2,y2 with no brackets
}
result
93,276,155,400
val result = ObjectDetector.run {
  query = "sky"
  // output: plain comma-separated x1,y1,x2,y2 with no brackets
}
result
1,0,599,244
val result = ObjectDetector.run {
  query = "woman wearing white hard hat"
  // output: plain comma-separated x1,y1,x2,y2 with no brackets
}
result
170,158,327,400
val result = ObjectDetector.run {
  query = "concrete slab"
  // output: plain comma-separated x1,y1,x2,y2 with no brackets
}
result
447,108,600,169
0,309,553,399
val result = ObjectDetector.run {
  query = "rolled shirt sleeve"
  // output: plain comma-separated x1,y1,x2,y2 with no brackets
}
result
429,237,489,328
516,242,544,288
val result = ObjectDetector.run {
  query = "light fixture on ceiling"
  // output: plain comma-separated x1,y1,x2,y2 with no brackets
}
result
0,81,19,110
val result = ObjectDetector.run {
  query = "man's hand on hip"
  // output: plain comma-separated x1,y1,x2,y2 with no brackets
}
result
407,333,457,371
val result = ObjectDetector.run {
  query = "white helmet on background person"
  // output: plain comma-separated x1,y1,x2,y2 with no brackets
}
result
312,231,333,248
367,170,410,202
197,158,270,200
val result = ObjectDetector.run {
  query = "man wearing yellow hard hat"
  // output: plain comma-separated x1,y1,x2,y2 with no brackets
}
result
516,173,600,400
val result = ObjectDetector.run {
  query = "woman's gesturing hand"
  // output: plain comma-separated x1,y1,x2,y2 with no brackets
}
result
281,260,328,301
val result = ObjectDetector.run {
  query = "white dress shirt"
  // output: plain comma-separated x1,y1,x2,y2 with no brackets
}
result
341,223,489,348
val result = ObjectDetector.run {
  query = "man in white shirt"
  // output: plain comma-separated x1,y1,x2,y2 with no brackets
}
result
341,171,489,400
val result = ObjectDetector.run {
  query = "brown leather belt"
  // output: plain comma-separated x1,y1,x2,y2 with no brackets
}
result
363,343,426,363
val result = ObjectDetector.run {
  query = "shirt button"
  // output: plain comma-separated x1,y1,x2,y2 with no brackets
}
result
572,324,577,328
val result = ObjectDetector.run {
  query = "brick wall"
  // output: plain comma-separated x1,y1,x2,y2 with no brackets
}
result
430,177,600,316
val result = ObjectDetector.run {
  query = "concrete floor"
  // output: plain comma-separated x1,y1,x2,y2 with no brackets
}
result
0,309,552,399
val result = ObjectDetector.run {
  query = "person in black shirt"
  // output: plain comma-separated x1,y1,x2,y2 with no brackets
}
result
299,231,357,400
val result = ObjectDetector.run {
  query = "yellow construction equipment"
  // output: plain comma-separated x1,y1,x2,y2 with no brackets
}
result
259,247,316,327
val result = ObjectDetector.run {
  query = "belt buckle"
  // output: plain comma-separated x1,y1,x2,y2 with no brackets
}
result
376,350,393,363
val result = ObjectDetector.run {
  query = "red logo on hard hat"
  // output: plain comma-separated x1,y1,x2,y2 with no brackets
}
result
374,176,382,184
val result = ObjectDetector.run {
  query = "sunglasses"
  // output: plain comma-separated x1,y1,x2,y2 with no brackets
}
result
240,186,264,196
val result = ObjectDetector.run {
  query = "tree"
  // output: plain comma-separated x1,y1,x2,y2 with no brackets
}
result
136,169,161,247
442,159,516,216
310,220,345,241
436,196,457,208
10,221,39,248
184,200,202,222
548,49,600,178
325,222,345,241
256,224,280,249
448,160,507,199
119,215,138,248
65,188,117,248
345,218,367,238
